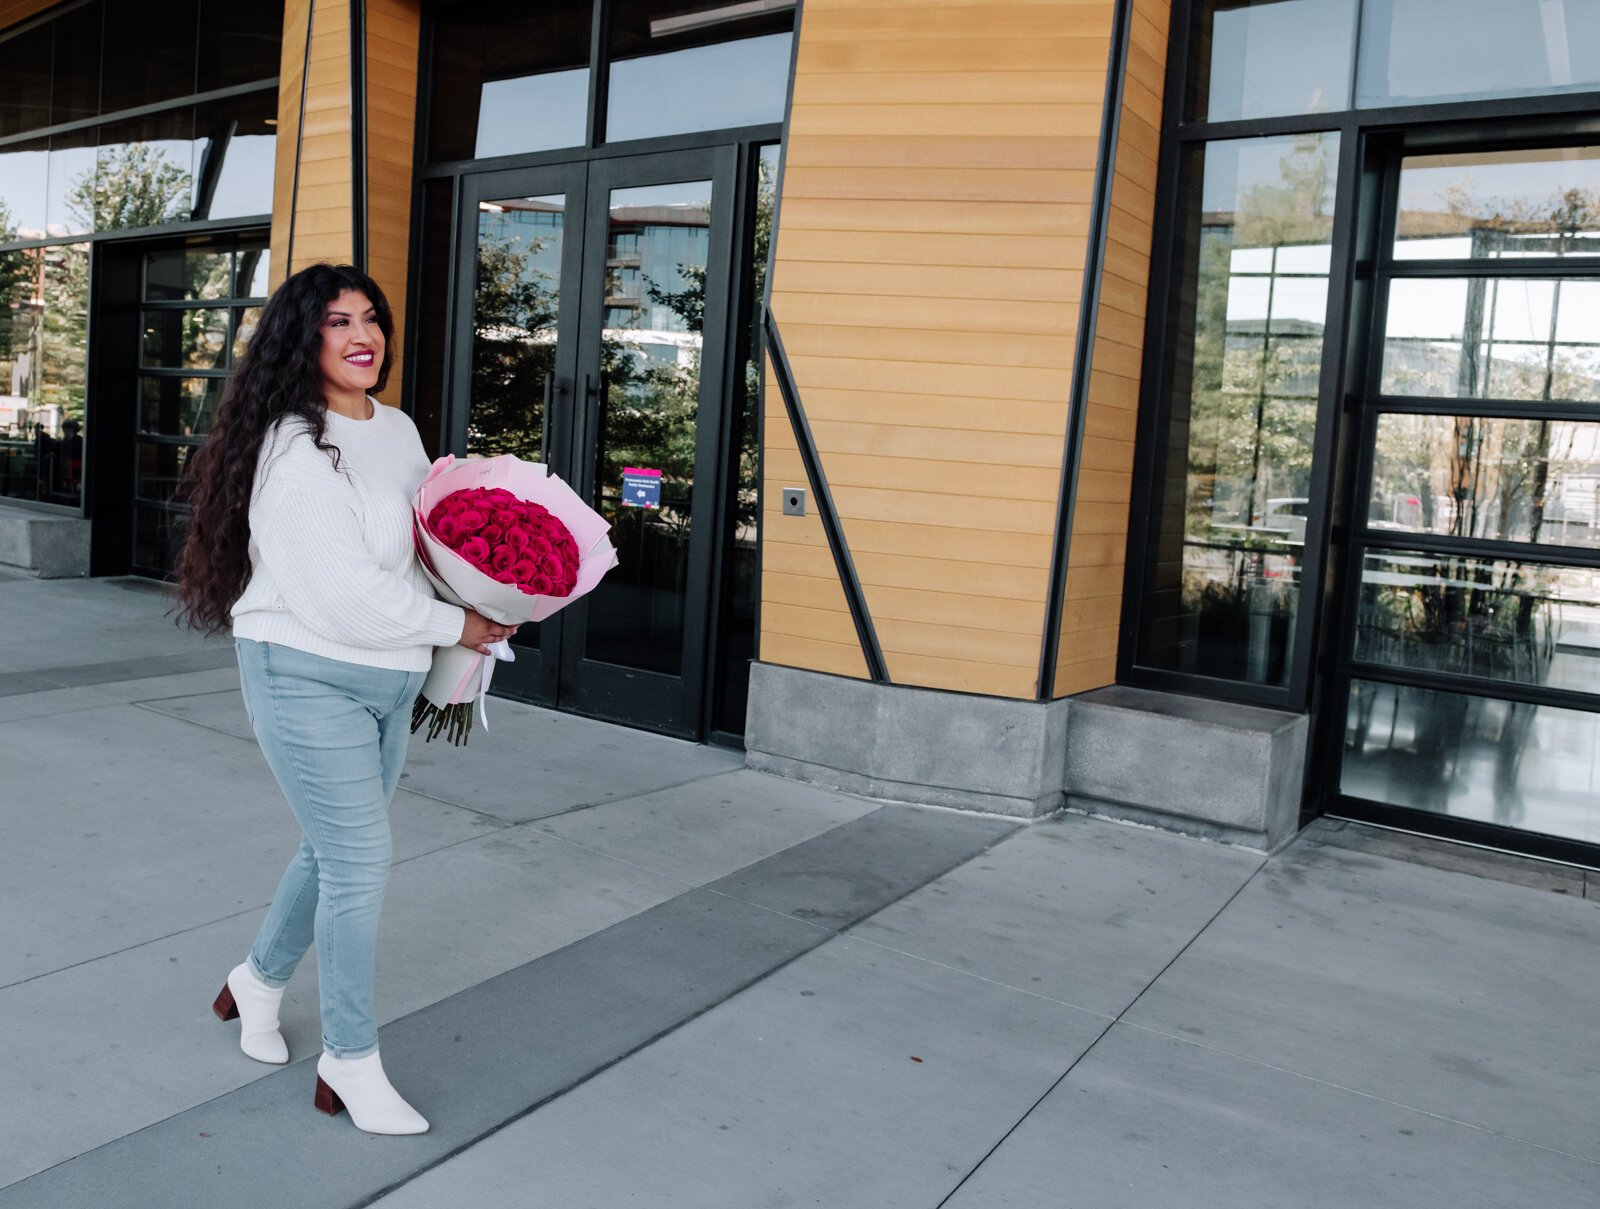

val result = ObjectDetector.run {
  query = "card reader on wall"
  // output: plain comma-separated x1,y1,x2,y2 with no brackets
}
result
782,487,806,516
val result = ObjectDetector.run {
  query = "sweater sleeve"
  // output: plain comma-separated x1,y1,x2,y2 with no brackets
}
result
250,436,466,650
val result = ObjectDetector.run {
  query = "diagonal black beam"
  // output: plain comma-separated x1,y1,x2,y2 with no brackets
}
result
762,311,890,683
349,0,368,273
1037,0,1136,700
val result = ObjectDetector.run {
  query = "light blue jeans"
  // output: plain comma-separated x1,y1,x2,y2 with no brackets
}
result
235,639,426,1058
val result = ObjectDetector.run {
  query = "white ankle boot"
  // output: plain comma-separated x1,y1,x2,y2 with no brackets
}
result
314,1051,430,1135
212,962,288,1065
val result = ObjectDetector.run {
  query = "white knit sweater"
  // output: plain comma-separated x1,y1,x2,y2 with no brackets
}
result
230,402,466,671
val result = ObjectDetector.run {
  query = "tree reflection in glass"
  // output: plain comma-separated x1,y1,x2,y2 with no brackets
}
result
1395,147,1600,260
467,196,565,461
586,181,713,677
1370,414,1600,549
0,243,90,505
1140,132,1338,684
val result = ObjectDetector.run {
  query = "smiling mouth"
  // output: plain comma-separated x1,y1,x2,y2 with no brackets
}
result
344,352,375,366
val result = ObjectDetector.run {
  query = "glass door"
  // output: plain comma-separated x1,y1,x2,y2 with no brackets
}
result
454,162,588,704
1332,142,1600,861
451,148,736,734
559,147,737,733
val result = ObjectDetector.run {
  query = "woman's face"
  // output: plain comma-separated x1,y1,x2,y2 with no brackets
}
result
318,289,385,397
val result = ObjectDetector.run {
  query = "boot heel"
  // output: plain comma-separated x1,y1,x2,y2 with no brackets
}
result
212,984,240,1022
314,1076,345,1117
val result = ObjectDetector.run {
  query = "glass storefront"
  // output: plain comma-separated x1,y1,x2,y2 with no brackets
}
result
416,1,789,739
0,0,280,514
1138,0,1600,859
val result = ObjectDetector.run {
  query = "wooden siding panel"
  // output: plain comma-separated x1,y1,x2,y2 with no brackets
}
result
763,0,1169,700
1052,0,1170,696
0,1,54,28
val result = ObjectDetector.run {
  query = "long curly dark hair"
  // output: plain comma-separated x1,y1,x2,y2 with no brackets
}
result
175,263,396,633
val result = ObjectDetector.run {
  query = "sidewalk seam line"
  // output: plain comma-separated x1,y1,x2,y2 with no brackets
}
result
394,764,744,827
0,828,519,995
354,818,1024,1208
932,851,1271,1208
1115,1019,1600,1169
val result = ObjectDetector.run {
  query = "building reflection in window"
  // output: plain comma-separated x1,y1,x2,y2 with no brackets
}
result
1138,132,1338,685
585,179,714,677
0,243,91,506
1382,278,1600,403
1394,146,1600,260
1370,415,1600,549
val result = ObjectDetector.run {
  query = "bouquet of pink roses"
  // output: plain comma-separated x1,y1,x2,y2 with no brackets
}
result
427,487,582,598
412,454,618,744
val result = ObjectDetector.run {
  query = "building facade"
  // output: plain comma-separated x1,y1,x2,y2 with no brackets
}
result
2,0,1597,866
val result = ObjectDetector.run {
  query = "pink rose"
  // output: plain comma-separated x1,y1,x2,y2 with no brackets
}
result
480,523,504,545
491,546,516,573
457,508,486,532
540,554,563,578
433,515,462,545
493,509,519,528
504,525,531,548
527,535,554,558
512,557,539,582
458,535,491,567
492,570,518,586
528,574,554,596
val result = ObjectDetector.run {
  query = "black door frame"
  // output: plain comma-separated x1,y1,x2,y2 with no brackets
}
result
558,145,738,736
452,160,591,706
1315,117,1600,868
87,226,271,578
443,145,740,738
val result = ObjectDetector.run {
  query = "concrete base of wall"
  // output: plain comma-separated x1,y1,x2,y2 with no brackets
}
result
1062,685,1309,852
0,503,89,578
744,663,1310,851
744,662,1070,818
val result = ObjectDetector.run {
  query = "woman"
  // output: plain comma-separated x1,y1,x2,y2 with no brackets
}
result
177,263,514,1135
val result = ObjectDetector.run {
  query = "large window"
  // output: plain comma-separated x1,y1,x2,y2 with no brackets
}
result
134,238,269,575
0,243,90,506
1131,0,1600,706
1136,132,1338,686
425,0,795,162
1187,0,1600,122
0,0,281,510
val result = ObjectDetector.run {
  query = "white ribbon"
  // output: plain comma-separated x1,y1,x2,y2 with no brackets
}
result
476,639,516,732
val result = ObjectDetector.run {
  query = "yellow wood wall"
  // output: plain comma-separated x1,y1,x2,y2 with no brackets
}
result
0,0,50,29
1053,0,1169,696
363,0,422,407
764,0,1166,700
271,0,354,278
271,0,421,405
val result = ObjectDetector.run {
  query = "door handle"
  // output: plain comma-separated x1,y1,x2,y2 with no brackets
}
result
541,373,554,467
583,374,600,497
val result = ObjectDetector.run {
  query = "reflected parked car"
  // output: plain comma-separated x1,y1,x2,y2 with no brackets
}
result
1257,497,1309,543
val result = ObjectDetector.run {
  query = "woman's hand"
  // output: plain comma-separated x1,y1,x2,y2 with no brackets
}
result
458,609,519,655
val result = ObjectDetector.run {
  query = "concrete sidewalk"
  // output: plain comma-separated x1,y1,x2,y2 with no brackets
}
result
1,572,1596,1208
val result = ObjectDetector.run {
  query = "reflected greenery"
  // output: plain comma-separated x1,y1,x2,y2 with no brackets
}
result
0,243,90,505
1142,132,1337,684
467,214,562,460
